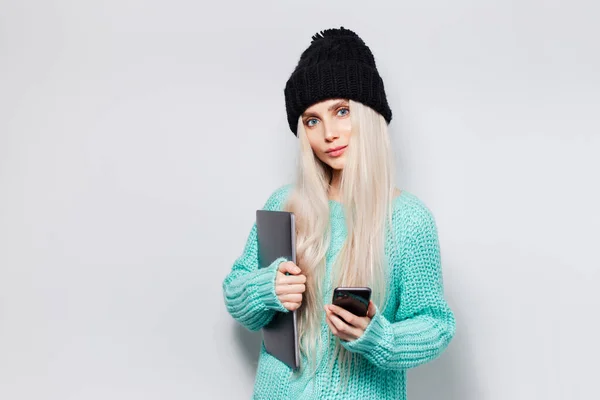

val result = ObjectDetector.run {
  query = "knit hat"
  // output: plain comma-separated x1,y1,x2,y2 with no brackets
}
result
284,26,392,136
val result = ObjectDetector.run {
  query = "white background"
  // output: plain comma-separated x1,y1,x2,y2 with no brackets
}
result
1,1,599,399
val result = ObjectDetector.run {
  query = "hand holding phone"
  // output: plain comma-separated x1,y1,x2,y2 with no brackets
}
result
332,287,372,317
326,287,375,342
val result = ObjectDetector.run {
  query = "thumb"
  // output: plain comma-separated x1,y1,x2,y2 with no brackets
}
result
367,300,376,318
278,261,301,275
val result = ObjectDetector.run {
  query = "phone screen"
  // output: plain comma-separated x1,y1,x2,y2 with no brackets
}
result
332,287,371,317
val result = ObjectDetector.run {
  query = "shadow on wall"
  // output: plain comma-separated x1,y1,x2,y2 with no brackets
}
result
408,284,483,400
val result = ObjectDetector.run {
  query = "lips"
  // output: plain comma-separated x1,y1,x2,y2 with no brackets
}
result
326,145,347,157
326,145,347,153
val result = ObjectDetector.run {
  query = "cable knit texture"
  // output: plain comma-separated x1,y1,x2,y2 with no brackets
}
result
222,184,455,399
283,27,392,135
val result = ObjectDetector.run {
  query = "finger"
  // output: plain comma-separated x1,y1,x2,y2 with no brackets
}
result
282,302,300,311
277,274,306,285
324,313,338,335
367,300,376,318
275,283,305,295
278,293,302,303
328,304,368,330
278,261,301,275
326,309,361,340
325,312,354,341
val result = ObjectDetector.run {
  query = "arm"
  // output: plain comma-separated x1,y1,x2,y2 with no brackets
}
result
221,185,292,331
341,205,456,370
222,225,289,331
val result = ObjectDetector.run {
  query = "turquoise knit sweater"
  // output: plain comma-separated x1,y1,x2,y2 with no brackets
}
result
222,185,456,400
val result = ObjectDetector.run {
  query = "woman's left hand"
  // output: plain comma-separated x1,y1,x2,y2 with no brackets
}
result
324,300,376,342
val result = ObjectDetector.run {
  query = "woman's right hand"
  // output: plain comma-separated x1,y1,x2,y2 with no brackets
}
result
275,261,306,311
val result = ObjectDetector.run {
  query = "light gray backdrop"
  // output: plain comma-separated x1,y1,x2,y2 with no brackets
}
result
1,1,599,399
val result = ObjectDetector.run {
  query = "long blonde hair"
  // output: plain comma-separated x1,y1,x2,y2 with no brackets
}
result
283,100,397,390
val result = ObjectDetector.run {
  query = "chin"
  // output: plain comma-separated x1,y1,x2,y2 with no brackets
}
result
319,155,346,171
328,161,346,170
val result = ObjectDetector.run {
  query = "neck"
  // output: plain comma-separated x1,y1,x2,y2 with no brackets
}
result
329,169,342,200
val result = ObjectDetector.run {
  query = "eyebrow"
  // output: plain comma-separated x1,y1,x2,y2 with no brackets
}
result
302,100,349,119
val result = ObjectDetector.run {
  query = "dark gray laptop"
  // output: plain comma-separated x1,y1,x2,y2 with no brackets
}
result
255,209,300,370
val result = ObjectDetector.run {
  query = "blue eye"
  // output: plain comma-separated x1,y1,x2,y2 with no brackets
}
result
306,118,318,127
337,108,349,117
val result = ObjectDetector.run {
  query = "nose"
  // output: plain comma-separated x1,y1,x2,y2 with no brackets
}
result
324,124,340,142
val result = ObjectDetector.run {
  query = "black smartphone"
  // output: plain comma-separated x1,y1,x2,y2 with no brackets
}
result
332,287,372,317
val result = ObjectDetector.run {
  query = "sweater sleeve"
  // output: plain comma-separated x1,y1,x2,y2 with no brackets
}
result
341,203,456,370
221,185,293,332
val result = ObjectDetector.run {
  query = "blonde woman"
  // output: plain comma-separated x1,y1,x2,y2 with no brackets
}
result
222,27,456,400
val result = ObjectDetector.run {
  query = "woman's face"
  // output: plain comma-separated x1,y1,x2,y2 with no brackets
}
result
301,98,352,171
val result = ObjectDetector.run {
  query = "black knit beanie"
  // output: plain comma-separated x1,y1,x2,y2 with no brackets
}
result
284,26,392,136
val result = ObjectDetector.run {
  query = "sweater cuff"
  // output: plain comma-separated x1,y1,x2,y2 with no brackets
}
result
341,304,392,354
247,256,289,314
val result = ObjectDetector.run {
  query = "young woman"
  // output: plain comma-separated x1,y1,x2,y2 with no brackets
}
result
222,27,455,400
